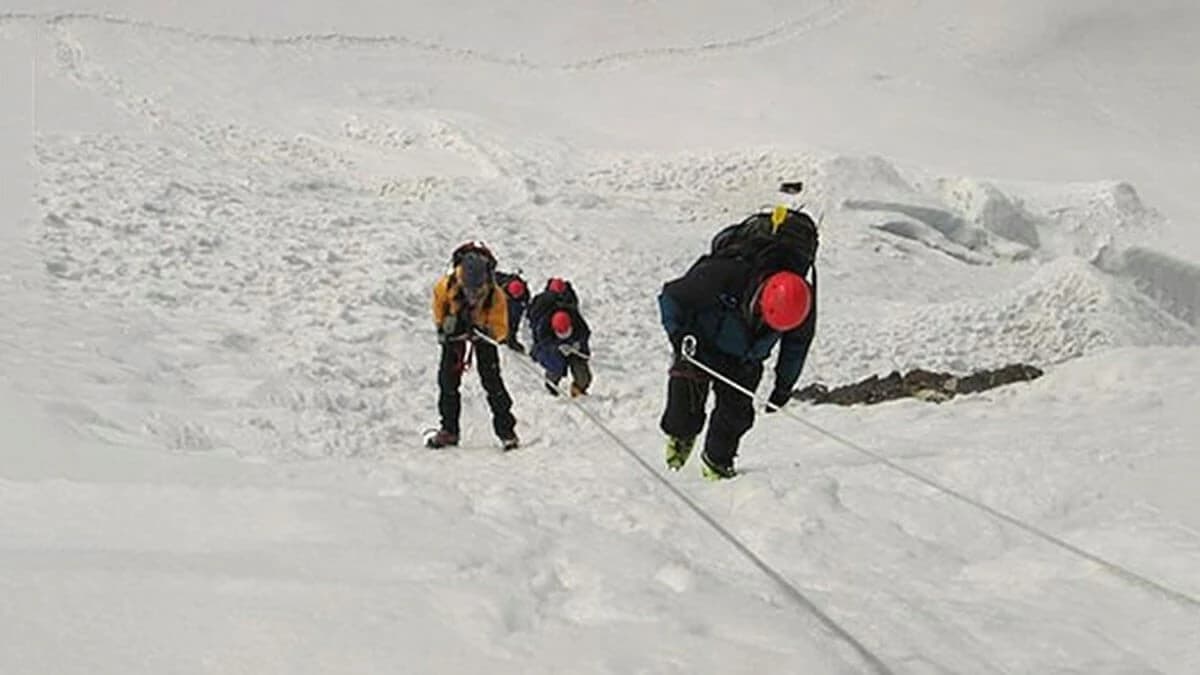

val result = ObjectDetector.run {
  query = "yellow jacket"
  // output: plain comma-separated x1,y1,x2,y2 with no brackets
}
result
432,273,509,342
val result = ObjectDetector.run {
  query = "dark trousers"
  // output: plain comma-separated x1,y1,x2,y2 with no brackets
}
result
438,340,516,438
659,353,763,467
549,355,592,391
532,341,592,394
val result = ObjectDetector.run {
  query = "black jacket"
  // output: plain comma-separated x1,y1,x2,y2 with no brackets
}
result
659,255,815,395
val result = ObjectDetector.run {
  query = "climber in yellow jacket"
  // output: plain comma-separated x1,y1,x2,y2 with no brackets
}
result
426,241,519,450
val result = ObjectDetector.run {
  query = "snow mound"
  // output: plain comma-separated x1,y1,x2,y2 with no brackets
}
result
812,257,1196,381
1096,246,1200,329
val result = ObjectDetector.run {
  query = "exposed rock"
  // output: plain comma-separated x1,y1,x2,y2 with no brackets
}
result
793,364,1044,406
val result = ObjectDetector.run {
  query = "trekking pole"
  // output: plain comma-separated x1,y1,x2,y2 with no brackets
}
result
678,335,785,413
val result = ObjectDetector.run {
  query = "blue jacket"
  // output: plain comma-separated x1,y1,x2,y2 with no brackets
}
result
659,255,815,395
526,289,591,376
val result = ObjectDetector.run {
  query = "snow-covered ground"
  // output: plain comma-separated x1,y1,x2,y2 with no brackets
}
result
2,1,1199,673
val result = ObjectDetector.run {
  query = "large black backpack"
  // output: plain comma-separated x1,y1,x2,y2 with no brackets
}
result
710,206,818,279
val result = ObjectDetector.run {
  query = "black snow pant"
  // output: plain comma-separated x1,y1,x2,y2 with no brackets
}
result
438,339,516,439
659,352,763,469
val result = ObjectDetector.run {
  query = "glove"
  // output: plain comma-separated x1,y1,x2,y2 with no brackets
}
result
438,315,471,344
764,388,792,413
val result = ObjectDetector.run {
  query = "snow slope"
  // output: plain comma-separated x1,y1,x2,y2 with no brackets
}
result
2,1,1199,673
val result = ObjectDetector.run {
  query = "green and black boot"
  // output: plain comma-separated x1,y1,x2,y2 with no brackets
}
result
700,451,737,481
664,435,696,471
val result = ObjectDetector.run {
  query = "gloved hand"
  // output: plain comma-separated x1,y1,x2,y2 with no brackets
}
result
764,388,792,413
439,315,471,344
557,341,583,356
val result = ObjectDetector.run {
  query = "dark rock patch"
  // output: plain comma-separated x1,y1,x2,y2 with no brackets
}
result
794,364,1044,406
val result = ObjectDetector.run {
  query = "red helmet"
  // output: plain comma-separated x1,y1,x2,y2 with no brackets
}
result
506,278,527,299
757,271,811,331
547,277,567,294
550,310,573,339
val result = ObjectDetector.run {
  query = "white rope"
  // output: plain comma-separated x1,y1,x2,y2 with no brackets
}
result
473,330,894,675
679,335,1200,611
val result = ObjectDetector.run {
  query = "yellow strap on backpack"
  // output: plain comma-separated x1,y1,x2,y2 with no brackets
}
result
770,204,788,232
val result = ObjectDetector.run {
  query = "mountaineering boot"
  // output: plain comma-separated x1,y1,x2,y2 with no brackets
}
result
569,382,587,398
501,434,520,451
425,429,459,449
699,451,737,481
664,435,696,471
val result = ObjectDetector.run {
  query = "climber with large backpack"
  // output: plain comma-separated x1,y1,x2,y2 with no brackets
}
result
657,199,818,480
427,241,520,450
526,277,593,398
